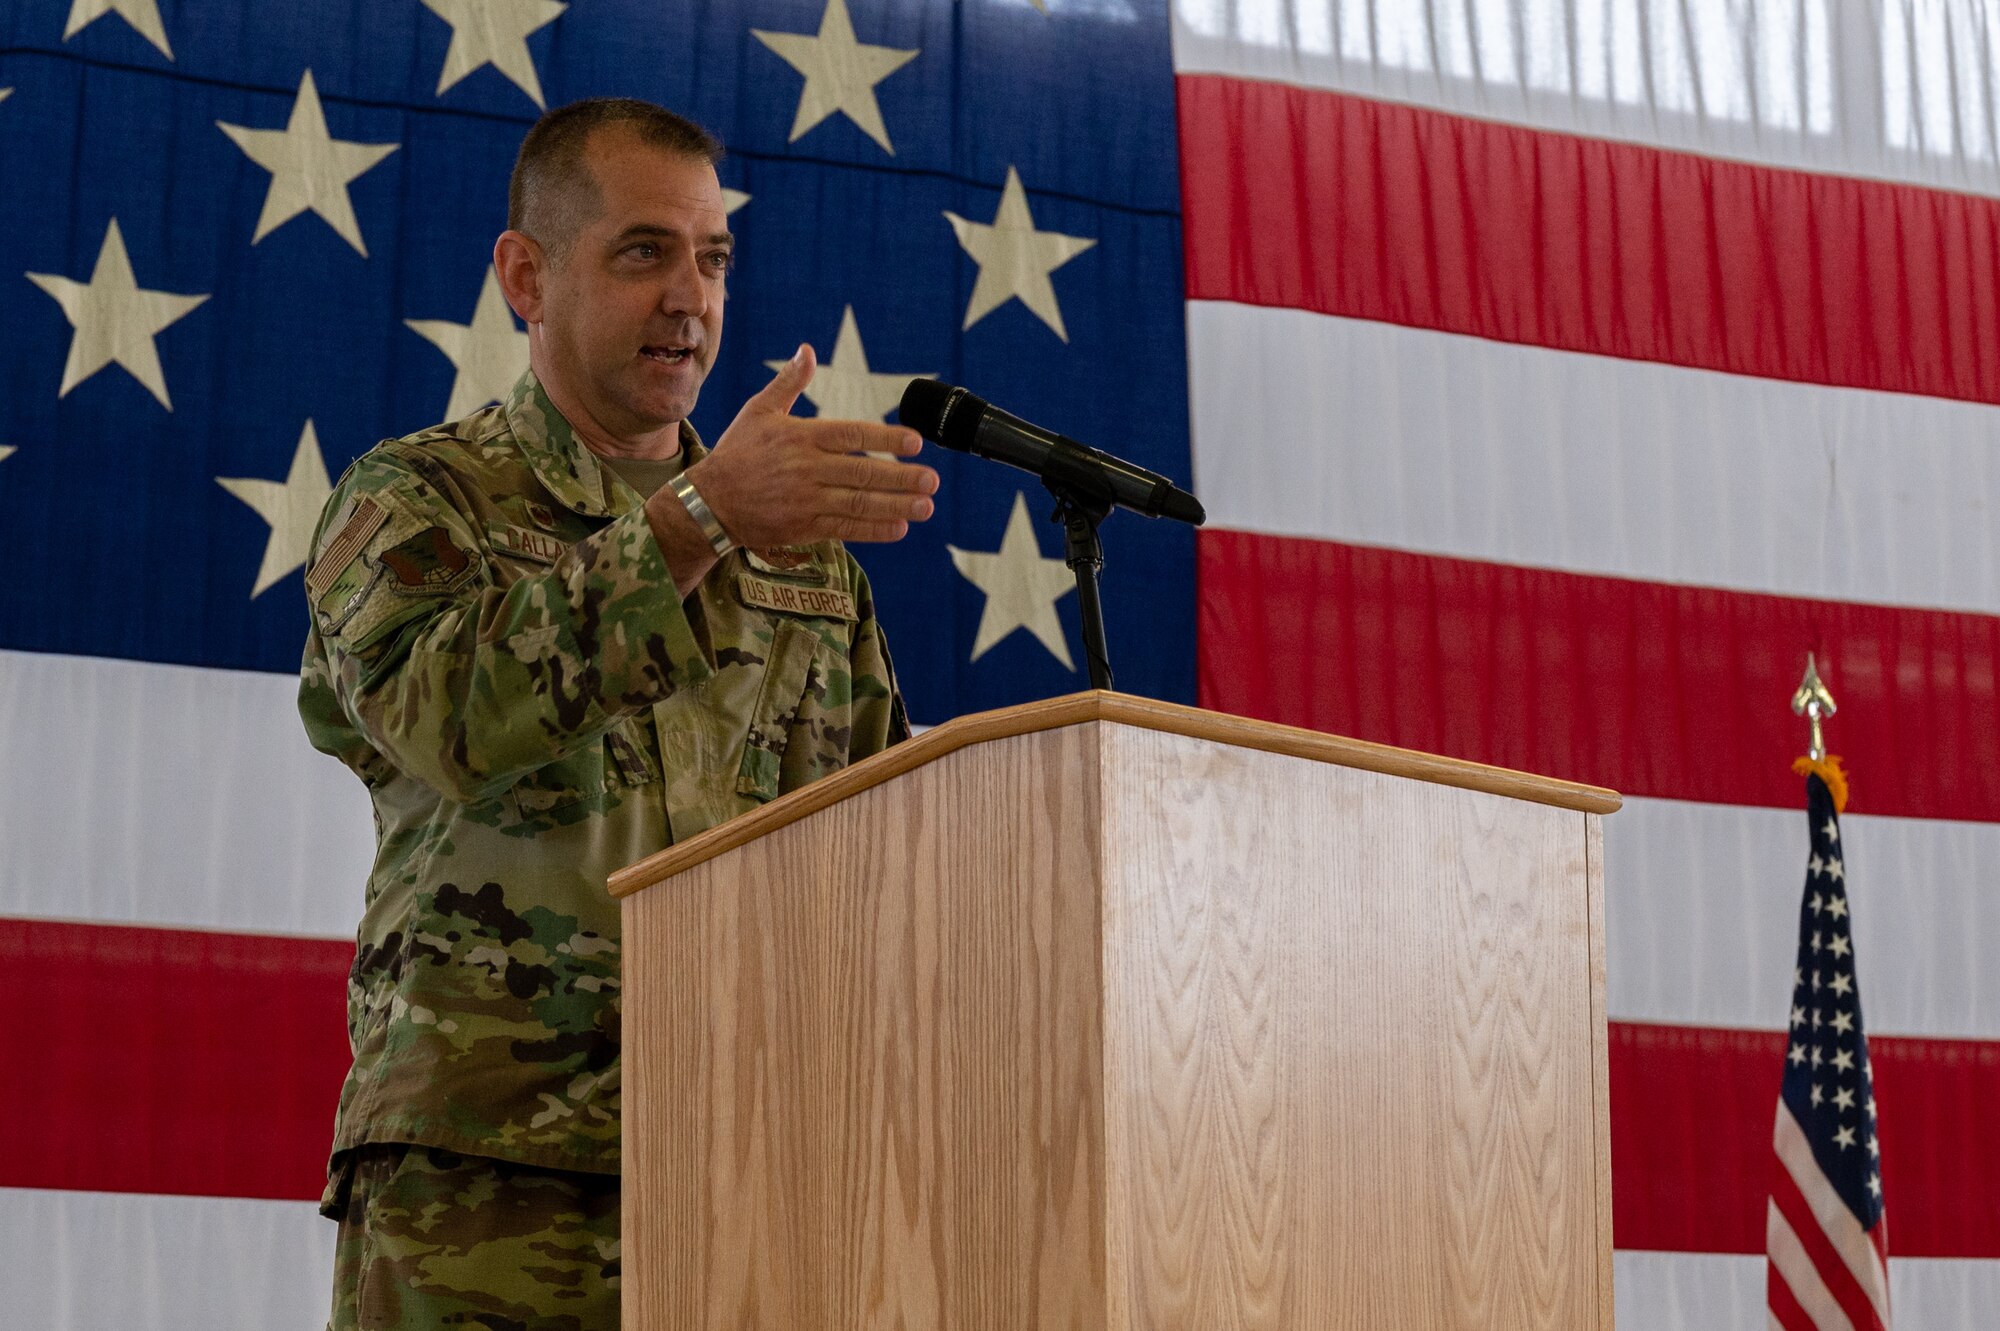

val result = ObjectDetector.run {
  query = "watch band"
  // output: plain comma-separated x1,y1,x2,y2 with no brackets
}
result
669,472,734,557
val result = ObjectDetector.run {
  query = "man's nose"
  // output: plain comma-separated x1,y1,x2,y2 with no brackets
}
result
658,248,709,319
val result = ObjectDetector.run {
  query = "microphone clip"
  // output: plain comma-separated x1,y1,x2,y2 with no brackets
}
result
1042,473,1115,692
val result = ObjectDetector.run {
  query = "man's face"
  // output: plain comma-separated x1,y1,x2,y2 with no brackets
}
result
535,129,731,439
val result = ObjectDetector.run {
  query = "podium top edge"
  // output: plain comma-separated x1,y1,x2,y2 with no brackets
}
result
607,691,1621,899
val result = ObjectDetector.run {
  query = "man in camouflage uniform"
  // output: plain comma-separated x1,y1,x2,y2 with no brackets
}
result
300,99,938,1330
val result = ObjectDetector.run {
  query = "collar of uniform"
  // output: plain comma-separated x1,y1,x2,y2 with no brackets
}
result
503,370,709,520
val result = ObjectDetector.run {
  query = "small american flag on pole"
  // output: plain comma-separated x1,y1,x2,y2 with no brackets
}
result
1767,749,1890,1330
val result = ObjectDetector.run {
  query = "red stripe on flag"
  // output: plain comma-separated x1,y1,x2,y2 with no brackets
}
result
1196,527,2000,821
1178,72,2000,406
1769,1151,1887,1330
1610,1021,2000,1257
0,917,348,1200
7,912,1996,1268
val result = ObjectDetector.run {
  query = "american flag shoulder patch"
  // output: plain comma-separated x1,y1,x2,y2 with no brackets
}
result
306,496,388,603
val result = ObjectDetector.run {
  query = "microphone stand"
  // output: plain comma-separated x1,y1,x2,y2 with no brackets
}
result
1043,476,1114,691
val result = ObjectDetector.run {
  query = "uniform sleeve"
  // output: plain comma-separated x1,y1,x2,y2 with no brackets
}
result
299,449,712,804
843,554,911,758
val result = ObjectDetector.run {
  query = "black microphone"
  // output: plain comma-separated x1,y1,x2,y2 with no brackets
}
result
898,380,1205,526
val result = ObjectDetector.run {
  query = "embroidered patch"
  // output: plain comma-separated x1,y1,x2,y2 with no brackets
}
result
379,526,475,593
317,563,385,636
527,501,558,530
492,523,565,565
737,573,857,621
743,546,823,579
305,496,388,602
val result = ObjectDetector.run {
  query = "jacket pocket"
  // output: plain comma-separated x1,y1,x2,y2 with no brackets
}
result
509,714,656,828
510,743,613,825
734,619,819,803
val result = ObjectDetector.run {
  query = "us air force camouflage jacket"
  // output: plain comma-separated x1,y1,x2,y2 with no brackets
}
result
298,370,910,1177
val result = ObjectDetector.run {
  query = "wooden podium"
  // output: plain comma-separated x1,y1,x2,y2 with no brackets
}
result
608,693,1620,1330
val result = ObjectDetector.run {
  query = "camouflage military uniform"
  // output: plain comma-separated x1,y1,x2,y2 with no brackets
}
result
326,1143,618,1331
301,370,908,1325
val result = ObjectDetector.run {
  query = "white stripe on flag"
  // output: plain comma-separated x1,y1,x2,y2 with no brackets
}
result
1614,1249,1774,1330
1608,796,2000,1037
1168,0,2000,201
11,661,2000,1052
1616,1251,2000,1331
0,648,371,938
0,1187,332,1331
1768,1197,1859,1331
1187,302,2000,615
1775,1104,1894,1323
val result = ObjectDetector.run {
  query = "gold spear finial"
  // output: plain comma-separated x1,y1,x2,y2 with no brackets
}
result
1791,653,1838,761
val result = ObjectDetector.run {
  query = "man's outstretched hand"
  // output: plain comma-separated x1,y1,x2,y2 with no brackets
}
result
645,343,939,596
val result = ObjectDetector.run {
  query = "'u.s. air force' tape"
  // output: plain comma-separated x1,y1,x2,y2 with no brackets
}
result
736,573,857,621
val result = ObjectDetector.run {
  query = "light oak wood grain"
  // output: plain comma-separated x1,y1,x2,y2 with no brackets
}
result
625,728,1109,1329
622,711,1613,1330
1586,813,1615,1331
1097,724,1602,1330
607,692,1620,899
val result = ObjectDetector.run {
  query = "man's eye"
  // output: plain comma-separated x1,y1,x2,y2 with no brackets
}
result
628,243,657,260
702,251,733,273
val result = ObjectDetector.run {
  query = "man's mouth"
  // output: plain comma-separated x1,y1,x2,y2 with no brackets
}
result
641,344,694,365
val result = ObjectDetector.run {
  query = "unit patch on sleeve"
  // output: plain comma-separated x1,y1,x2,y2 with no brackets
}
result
380,527,476,594
305,496,389,602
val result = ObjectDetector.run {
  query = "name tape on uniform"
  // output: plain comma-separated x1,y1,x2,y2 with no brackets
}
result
493,523,565,565
737,573,857,621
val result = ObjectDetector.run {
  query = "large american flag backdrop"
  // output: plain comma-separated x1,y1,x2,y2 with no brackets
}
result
1,0,1996,1324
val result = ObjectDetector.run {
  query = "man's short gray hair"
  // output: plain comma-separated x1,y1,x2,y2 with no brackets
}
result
507,99,725,261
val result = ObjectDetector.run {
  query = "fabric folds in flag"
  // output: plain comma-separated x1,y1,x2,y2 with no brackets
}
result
8,0,2000,1325
1768,765,1890,1331
1,0,1191,1324
1176,4,2000,1320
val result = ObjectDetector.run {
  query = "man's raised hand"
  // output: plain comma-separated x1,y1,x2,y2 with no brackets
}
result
687,343,939,549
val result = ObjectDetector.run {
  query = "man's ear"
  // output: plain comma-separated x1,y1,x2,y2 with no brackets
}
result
493,230,547,324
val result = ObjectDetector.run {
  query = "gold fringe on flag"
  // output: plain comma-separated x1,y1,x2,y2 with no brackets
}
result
1792,754,1849,814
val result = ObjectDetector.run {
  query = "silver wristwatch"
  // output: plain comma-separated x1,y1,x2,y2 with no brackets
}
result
668,472,734,556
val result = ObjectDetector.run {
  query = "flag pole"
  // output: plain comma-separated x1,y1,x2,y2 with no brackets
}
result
1789,654,1848,811
1791,652,1838,762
